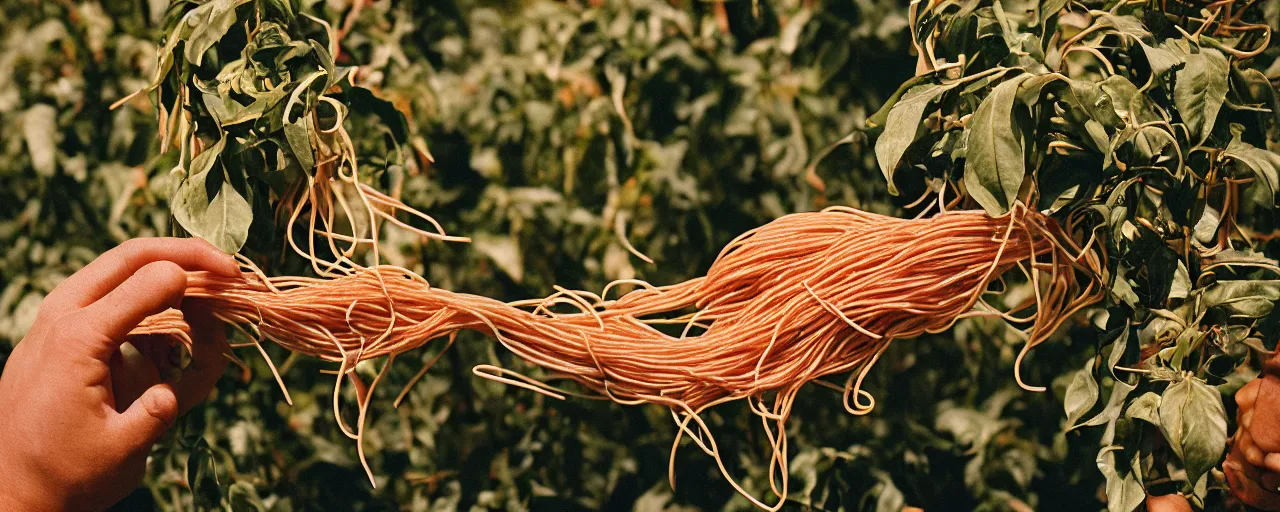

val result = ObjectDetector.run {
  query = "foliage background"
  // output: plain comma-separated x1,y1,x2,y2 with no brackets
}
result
6,0,1270,510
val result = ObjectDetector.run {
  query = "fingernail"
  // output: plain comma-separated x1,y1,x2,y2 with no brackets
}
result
1248,445,1265,466
1266,452,1280,473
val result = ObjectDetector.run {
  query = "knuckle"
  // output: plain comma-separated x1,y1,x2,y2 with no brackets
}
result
35,298,60,318
138,260,188,286
141,389,178,426
106,238,147,272
43,318,90,347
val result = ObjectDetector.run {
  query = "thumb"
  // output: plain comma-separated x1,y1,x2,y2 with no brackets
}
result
114,383,180,453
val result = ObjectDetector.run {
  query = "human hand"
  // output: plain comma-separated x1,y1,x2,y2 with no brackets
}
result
1145,493,1192,512
0,238,239,511
1224,356,1280,511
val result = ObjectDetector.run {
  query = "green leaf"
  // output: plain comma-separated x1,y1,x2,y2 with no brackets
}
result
1097,446,1145,512
1201,281,1280,318
873,471,905,512
172,137,252,253
473,233,524,283
21,104,58,177
1168,327,1200,371
816,39,851,86
227,481,263,512
201,92,240,127
1080,379,1135,437
284,117,314,172
1099,381,1137,445
1106,318,1131,381
874,83,952,194
1111,273,1139,307
1174,48,1229,144
963,73,1032,215
1158,378,1227,485
777,8,811,55
1193,206,1221,243
1094,13,1152,42
867,75,932,129
1138,40,1183,77
222,85,290,126
184,0,251,66
1169,261,1191,300
1038,0,1067,28
1100,75,1157,125
991,0,1019,52
1234,67,1280,127
1223,124,1280,198
187,438,222,510
1064,360,1099,428
1207,249,1280,269
1125,392,1161,426
347,86,411,143
936,407,1002,450
1063,78,1125,129
1016,73,1066,107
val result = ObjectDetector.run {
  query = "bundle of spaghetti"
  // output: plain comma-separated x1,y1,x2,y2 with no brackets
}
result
130,203,1102,509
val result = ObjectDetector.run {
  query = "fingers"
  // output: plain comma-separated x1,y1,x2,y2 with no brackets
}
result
1251,376,1280,451
1238,421,1263,466
1224,449,1280,510
44,238,238,314
1228,381,1280,510
79,261,188,360
112,383,179,455
173,302,230,415
1267,452,1280,474
1237,378,1261,408
1248,442,1267,467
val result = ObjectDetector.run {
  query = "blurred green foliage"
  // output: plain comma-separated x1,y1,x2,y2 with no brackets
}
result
7,0,1274,510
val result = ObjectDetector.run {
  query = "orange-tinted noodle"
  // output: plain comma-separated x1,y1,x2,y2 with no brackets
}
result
133,205,1101,509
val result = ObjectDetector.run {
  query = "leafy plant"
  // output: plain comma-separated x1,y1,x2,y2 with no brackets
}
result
14,0,1279,510
870,0,1280,508
115,0,415,255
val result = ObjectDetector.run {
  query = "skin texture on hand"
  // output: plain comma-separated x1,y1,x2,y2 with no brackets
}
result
0,238,238,511
1225,354,1280,510
1145,493,1192,512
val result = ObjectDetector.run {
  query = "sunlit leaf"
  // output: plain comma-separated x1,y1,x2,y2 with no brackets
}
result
1097,446,1145,512
1174,47,1229,144
964,73,1032,215
1125,392,1160,426
172,137,252,253
874,82,953,194
21,104,58,177
184,0,252,66
1158,377,1227,485
1223,124,1280,198
1064,360,1099,429
473,233,524,283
